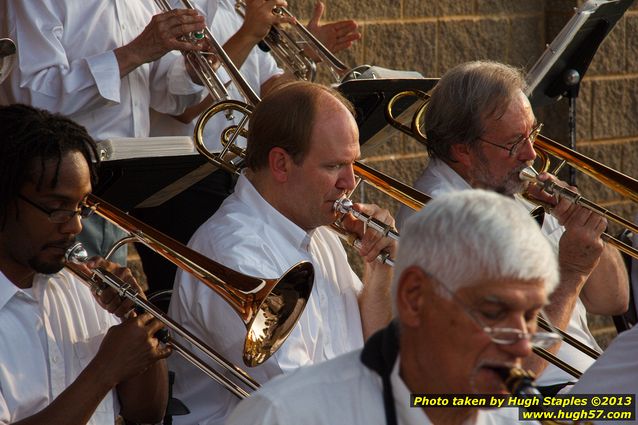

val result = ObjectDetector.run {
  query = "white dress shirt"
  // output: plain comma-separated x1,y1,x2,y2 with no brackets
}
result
569,325,637,425
0,0,206,140
150,0,283,152
397,159,600,387
225,349,530,425
167,173,364,425
0,269,120,425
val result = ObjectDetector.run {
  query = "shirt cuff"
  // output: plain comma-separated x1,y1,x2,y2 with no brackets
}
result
85,51,121,104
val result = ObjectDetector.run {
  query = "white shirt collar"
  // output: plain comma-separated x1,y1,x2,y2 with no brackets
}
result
235,173,312,252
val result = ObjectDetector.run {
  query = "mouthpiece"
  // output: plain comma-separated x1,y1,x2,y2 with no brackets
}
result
519,166,539,183
65,242,89,263
333,198,354,214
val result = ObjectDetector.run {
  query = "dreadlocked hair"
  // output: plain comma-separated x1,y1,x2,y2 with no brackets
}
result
0,104,100,228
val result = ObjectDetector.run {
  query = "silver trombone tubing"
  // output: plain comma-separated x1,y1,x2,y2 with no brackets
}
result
520,166,638,260
332,196,592,379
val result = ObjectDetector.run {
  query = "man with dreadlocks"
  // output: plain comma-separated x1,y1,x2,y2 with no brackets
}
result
0,104,171,425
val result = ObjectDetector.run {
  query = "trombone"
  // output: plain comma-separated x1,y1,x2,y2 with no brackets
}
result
79,194,314,368
332,192,591,379
234,0,349,83
65,242,259,398
385,91,638,260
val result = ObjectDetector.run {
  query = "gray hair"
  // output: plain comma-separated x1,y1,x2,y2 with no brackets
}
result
422,60,526,161
392,190,558,305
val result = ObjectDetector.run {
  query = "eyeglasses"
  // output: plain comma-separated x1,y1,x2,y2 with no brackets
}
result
18,194,94,224
433,277,561,350
478,123,543,157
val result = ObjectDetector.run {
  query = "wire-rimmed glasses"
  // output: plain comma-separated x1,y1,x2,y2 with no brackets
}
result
478,123,544,157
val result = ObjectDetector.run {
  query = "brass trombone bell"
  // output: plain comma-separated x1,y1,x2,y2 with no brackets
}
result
82,194,314,367
65,242,259,398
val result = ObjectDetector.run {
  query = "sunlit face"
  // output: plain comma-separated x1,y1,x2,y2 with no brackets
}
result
0,151,92,280
466,91,537,196
282,98,360,231
414,277,546,395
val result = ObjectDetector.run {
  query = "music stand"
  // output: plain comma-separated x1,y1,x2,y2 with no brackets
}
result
337,69,438,155
524,0,635,184
93,137,212,212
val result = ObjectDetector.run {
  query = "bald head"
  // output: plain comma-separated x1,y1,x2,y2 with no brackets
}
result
245,81,356,170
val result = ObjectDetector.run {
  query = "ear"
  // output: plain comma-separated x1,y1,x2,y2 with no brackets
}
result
396,266,431,328
268,147,292,183
450,143,473,168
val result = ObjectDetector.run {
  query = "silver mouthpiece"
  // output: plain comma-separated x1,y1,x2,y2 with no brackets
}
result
519,166,539,183
65,242,89,263
333,198,353,214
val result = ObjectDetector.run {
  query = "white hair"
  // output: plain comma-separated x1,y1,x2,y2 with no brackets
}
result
392,190,559,305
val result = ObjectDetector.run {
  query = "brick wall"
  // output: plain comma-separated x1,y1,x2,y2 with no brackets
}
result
285,0,638,347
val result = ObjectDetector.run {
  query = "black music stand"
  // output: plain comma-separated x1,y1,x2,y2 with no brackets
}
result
93,137,212,212
337,74,438,154
524,0,635,184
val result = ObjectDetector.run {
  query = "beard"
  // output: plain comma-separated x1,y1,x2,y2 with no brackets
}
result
28,255,65,275
470,149,530,196
27,238,76,275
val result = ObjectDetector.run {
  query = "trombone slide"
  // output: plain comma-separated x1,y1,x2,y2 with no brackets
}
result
82,194,314,367
64,243,259,398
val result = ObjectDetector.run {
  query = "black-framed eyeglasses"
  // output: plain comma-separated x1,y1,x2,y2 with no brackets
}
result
433,276,561,350
18,194,94,224
478,123,544,157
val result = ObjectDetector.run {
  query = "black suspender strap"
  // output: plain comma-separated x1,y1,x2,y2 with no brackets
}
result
360,321,401,425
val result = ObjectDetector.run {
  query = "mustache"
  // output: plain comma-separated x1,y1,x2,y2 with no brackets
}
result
43,238,76,251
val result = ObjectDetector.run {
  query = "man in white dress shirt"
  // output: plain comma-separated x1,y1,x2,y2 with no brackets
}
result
137,0,361,293
227,190,556,425
0,0,211,264
167,81,396,425
0,104,171,425
396,60,628,394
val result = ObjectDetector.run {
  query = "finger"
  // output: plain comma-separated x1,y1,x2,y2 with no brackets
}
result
156,345,173,359
147,319,168,337
331,20,358,33
112,298,136,319
308,0,324,28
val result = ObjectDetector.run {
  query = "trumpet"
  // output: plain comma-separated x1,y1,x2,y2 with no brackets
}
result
234,0,349,83
80,194,314,368
65,242,259,398
154,0,261,106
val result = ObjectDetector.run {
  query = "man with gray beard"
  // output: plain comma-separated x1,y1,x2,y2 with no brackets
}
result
396,60,628,395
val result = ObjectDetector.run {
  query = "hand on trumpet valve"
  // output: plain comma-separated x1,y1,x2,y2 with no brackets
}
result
125,8,206,65
83,257,146,319
306,1,361,56
95,313,172,384
337,201,397,264
240,0,294,42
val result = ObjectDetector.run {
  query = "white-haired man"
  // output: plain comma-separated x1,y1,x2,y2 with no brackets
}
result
226,189,559,425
